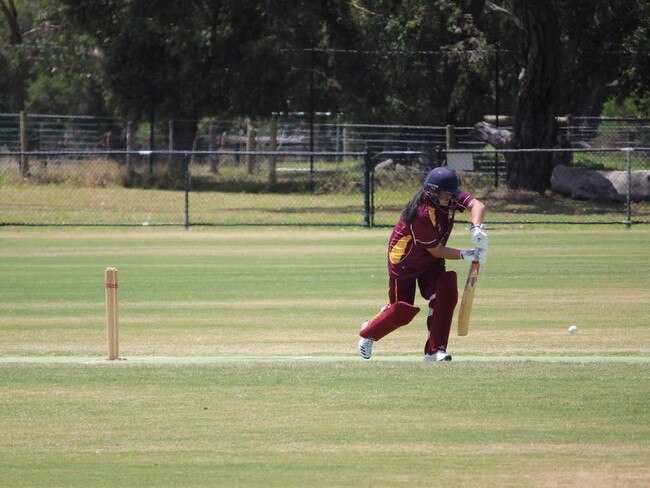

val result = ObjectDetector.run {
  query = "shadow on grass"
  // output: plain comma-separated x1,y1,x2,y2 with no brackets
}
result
227,205,363,215
480,187,633,216
189,174,364,195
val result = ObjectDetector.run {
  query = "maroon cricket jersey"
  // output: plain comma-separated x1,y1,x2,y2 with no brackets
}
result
387,192,474,279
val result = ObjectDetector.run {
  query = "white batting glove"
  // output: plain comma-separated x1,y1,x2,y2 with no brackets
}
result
460,248,487,264
470,224,489,250
460,249,474,261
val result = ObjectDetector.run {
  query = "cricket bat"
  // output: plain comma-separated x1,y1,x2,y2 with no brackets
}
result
457,261,480,336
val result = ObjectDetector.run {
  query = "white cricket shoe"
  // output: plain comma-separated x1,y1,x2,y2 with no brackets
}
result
358,320,374,359
424,348,452,362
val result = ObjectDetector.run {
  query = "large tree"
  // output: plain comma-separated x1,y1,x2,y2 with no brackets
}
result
62,0,296,185
4,0,648,160
0,0,106,114
342,0,503,124
478,0,650,191
555,0,650,116
508,0,560,192
0,0,27,111
61,0,365,181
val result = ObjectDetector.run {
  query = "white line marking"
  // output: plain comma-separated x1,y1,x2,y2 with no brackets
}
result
0,355,648,364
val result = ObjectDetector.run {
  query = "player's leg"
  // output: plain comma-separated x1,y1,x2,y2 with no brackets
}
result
419,271,458,361
358,278,419,359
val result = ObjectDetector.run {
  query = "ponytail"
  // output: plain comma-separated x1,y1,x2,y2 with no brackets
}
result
401,188,431,223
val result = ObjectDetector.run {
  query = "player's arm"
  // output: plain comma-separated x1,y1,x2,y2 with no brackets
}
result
427,245,471,261
466,198,488,250
467,198,485,227
425,197,488,261
428,244,486,263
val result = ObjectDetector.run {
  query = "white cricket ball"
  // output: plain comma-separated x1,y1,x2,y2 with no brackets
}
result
568,324,579,335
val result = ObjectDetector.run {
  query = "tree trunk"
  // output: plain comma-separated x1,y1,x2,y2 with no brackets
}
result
509,0,561,193
167,119,197,190
0,0,22,44
1,0,27,110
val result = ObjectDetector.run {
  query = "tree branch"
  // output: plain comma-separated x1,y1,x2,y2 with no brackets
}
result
484,1,523,30
350,1,378,17
0,0,22,44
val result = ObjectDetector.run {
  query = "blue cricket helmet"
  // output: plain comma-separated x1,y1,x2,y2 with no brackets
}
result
423,167,461,195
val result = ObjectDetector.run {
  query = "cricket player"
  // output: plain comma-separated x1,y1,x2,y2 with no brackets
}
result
358,167,489,361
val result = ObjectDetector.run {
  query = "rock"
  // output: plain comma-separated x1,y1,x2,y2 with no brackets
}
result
375,159,395,170
551,165,650,202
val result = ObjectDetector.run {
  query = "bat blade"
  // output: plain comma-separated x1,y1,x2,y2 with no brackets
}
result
457,261,480,336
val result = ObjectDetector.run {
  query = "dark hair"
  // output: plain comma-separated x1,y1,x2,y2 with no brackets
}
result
401,188,431,223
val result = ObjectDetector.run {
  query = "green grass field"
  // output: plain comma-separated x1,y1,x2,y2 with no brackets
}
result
3,158,649,226
0,226,649,487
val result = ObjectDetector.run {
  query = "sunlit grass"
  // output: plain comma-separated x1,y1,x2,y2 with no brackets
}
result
0,226,648,486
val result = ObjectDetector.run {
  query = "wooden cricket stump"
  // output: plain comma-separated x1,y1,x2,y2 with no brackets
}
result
105,267,120,360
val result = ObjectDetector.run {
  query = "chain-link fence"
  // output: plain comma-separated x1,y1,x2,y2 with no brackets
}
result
0,149,367,226
1,147,648,227
371,148,649,226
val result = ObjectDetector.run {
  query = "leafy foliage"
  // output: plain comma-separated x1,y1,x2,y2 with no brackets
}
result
1,0,648,122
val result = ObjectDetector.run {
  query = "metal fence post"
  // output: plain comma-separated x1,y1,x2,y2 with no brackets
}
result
269,116,277,185
363,151,372,227
370,155,375,228
148,109,155,180
19,111,29,176
494,44,500,188
625,148,633,228
184,153,190,230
